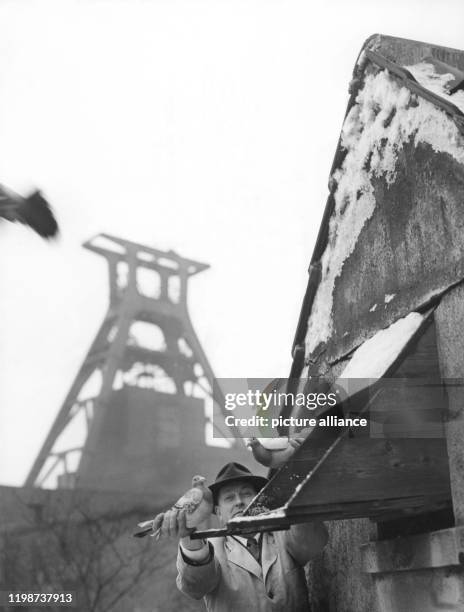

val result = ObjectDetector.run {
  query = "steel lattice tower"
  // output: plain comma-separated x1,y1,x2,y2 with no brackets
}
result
26,234,245,494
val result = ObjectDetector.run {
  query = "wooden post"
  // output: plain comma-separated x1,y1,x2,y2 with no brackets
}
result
435,284,464,525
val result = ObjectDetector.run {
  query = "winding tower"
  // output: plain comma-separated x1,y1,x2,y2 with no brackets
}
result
26,234,245,496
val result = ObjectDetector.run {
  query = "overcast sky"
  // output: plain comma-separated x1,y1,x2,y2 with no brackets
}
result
0,0,462,486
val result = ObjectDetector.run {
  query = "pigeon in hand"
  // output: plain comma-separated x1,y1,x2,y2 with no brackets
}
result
135,475,213,538
172,475,213,528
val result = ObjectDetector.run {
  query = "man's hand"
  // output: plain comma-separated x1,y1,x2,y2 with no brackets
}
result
138,508,206,550
139,507,192,539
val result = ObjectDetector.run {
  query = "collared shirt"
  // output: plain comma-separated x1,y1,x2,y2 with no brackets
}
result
232,534,261,563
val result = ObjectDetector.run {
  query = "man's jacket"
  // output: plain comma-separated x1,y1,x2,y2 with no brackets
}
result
176,523,324,611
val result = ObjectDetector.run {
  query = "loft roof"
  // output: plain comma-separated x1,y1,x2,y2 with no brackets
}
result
290,34,464,377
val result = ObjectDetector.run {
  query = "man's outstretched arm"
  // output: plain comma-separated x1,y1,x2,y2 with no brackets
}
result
147,506,221,600
176,530,221,600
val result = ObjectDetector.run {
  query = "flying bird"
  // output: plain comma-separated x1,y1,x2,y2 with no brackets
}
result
134,475,213,538
0,185,59,238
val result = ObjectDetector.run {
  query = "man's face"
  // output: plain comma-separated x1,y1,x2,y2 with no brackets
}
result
215,480,257,525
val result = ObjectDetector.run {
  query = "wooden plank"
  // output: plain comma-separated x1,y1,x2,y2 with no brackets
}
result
289,437,450,507
435,284,464,525
368,383,446,438
361,526,464,573
392,317,441,379
286,496,450,520
192,498,451,539
191,522,291,539
245,408,342,511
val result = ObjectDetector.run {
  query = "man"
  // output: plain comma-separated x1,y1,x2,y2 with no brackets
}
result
152,462,328,611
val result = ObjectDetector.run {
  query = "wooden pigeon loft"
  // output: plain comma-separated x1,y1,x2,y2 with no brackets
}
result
194,310,452,539
194,34,464,539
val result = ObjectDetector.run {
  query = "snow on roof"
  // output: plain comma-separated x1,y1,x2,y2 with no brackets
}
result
228,507,286,524
305,68,464,356
405,61,464,114
338,312,424,387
